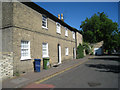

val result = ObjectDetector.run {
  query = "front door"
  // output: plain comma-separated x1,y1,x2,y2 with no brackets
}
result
58,44,61,64
73,48,76,59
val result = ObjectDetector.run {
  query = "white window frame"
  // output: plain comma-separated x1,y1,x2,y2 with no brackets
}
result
42,15,48,29
65,27,68,37
42,43,49,58
65,47,69,56
72,31,75,39
21,41,31,60
56,22,61,34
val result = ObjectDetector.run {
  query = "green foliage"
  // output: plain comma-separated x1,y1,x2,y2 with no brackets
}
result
90,52,93,55
76,44,84,59
104,31,120,53
80,12,119,52
83,42,91,54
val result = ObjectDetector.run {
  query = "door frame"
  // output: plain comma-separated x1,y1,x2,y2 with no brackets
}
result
73,47,76,59
58,44,61,64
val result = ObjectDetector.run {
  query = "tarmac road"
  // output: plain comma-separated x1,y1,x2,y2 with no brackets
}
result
41,55,119,88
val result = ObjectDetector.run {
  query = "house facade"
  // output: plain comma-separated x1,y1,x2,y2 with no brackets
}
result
0,2,82,80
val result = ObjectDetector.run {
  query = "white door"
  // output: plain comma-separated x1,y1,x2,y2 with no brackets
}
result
58,44,61,64
73,48,76,59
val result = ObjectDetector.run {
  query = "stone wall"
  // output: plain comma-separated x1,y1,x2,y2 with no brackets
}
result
1,2,13,80
92,41,103,48
2,2,13,28
11,2,76,74
76,32,83,47
1,2,81,75
91,41,104,54
0,52,13,80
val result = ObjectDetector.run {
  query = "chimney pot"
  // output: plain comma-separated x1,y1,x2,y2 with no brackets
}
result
61,13,64,21
58,14,60,19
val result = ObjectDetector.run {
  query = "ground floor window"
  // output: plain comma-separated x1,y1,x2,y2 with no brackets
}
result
65,47,69,56
21,40,31,60
42,43,49,57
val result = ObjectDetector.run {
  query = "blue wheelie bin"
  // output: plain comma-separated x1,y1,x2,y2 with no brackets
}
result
34,59,41,72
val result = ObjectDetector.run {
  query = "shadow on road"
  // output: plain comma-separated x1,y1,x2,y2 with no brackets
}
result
89,55,120,62
86,64,120,73
87,55,120,73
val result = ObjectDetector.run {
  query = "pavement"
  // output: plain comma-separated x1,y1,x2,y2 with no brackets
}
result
2,55,90,89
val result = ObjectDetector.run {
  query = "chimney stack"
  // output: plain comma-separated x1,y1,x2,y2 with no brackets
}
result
58,14,60,19
61,13,64,21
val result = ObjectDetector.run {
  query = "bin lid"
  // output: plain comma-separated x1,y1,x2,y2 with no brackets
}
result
43,58,49,60
34,59,41,61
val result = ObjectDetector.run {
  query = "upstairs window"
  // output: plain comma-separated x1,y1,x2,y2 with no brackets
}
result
65,28,68,37
21,41,31,60
72,31,75,39
56,23,61,34
42,43,49,58
65,47,69,56
42,15,47,28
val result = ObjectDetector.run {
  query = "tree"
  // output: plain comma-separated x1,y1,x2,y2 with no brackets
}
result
80,12,119,52
83,42,91,54
76,44,84,59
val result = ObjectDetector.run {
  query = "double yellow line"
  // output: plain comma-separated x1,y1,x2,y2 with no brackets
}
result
35,59,89,84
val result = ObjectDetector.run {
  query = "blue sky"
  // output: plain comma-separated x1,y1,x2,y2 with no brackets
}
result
34,2,118,30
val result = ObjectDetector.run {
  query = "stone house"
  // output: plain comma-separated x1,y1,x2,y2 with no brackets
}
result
0,2,82,80
91,41,104,55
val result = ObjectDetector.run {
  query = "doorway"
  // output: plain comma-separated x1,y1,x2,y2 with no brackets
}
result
58,44,61,64
73,48,76,59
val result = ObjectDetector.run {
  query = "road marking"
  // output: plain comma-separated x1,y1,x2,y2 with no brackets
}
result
35,59,89,84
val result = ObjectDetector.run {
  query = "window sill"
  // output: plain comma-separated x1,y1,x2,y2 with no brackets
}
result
42,26,48,30
20,57,32,60
42,56,49,58
56,32,61,35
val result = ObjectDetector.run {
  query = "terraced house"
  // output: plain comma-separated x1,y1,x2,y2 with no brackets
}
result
0,2,83,80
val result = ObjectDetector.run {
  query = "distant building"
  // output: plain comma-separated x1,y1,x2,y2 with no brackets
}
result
0,2,82,80
91,41,104,55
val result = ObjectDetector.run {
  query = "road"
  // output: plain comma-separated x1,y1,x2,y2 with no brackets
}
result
40,55,119,88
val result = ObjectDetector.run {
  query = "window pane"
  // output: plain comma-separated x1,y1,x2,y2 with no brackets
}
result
42,43,48,57
21,41,30,59
65,47,69,55
73,31,75,39
42,15,47,28
56,23,61,34
65,28,68,36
